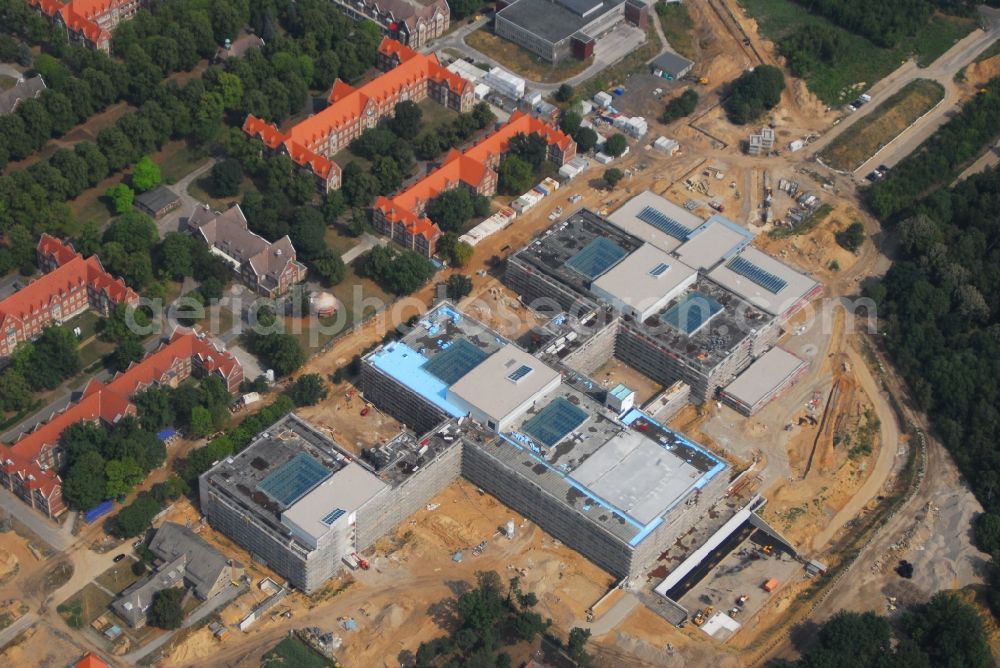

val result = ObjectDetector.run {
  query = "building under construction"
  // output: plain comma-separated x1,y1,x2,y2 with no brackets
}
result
359,303,731,579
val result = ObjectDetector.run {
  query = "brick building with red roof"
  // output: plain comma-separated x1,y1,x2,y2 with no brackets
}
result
28,0,145,53
243,37,474,193
0,235,139,359
372,110,576,256
0,329,242,519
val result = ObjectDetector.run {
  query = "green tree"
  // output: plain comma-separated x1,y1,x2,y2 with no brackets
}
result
134,386,176,433
62,451,108,510
105,458,145,499
604,167,624,188
109,338,146,372
446,274,473,301
426,188,476,233
604,133,628,158
131,155,161,193
497,155,534,195
311,250,347,286
555,83,574,102
903,592,991,668
102,304,150,343
158,232,194,280
289,374,328,406
559,110,582,136
391,100,423,140
106,184,134,214
724,65,785,125
661,89,699,123
574,127,598,153
358,245,435,295
567,627,593,667
0,369,32,412
105,210,159,253
189,406,214,438
836,221,866,252
148,587,185,630
210,158,243,197
290,207,328,261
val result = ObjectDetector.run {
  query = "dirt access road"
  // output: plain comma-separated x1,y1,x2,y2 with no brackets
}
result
809,7,1000,176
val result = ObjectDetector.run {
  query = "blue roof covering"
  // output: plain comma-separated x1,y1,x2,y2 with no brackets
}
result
257,453,331,507
369,343,465,417
157,427,177,441
565,237,628,279
609,383,632,400
522,397,589,447
421,338,490,385
661,291,724,336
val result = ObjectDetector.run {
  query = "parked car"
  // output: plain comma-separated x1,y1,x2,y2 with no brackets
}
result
113,554,126,563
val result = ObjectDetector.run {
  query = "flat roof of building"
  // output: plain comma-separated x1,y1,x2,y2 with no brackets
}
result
281,463,387,546
606,191,705,252
512,211,774,372
652,51,694,75
491,385,726,545
722,347,807,409
707,246,821,317
591,243,697,316
674,216,754,271
497,0,626,45
512,208,644,299
200,414,369,551
448,344,562,424
364,304,511,417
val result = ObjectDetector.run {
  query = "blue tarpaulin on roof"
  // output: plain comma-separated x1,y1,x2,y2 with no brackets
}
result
157,427,177,442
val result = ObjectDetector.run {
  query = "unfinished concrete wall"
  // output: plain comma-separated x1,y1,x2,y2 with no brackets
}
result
355,440,462,550
462,440,634,578
561,317,619,375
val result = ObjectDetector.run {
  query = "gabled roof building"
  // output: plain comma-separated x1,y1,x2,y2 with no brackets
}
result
330,0,449,50
28,0,145,52
372,110,576,256
188,204,306,298
0,235,138,360
243,37,475,193
0,329,242,519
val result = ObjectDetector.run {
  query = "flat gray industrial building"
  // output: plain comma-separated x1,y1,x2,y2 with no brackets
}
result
720,346,807,415
495,0,642,62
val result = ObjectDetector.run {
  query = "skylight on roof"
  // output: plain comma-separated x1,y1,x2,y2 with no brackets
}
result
507,364,533,383
649,262,670,277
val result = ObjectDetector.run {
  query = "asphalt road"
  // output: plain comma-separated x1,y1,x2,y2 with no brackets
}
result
810,7,1000,177
0,487,73,551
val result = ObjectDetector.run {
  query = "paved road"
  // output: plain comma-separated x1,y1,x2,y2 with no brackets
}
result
0,487,73,551
342,232,386,264
586,592,640,636
122,582,249,664
0,612,37,648
811,7,1000,176
156,158,217,236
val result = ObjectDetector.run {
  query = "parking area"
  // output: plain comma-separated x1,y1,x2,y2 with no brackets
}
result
605,73,683,119
672,528,803,640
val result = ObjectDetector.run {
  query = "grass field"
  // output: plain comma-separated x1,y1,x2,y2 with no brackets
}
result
465,28,591,83
656,2,696,59
95,560,143,595
262,637,334,668
819,79,945,171
57,583,113,629
739,0,975,104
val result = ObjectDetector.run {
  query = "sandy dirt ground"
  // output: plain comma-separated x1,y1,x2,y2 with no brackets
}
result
161,479,614,667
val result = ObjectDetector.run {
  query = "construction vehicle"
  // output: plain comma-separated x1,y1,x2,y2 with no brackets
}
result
698,77,709,85
692,610,706,626
737,594,749,606
353,553,370,570
762,544,774,556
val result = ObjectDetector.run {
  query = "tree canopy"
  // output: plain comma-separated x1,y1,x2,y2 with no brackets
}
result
724,65,785,125
358,245,435,295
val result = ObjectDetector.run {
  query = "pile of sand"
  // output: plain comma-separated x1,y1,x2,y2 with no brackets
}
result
965,55,1000,87
0,549,18,581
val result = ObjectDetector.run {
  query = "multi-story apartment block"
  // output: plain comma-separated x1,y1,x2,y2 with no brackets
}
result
0,329,242,519
332,0,449,50
243,38,474,193
28,0,144,52
0,235,138,360
371,110,575,256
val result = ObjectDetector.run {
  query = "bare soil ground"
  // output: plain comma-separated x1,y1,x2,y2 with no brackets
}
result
162,479,614,666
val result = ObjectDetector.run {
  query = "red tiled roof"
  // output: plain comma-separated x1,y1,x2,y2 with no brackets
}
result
2,330,242,506
75,652,110,668
242,38,470,181
0,237,137,331
28,0,132,45
375,112,573,242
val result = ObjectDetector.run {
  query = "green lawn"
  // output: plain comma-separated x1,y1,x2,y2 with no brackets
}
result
157,143,210,184
262,637,334,668
656,2,696,59
324,227,358,256
56,583,113,629
739,0,975,104
186,174,255,210
95,560,143,595
417,98,460,135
